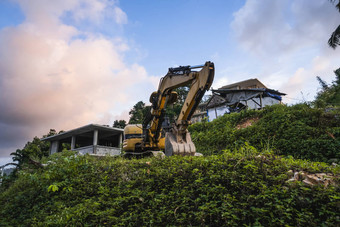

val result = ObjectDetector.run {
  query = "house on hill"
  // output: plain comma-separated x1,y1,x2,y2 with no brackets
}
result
42,124,123,156
191,78,286,122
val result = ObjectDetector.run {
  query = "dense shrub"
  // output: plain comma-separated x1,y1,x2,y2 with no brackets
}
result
0,150,339,226
189,104,340,163
1,104,339,226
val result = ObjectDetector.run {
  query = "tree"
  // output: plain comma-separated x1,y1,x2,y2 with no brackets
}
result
328,0,340,49
165,87,189,123
128,101,151,124
10,129,57,169
314,68,340,107
174,86,190,105
128,86,206,124
166,87,210,122
113,120,127,129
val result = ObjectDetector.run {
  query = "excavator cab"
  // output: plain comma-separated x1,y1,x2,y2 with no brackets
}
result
122,124,143,153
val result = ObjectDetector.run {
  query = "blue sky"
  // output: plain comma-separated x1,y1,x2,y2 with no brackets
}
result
118,0,243,73
0,0,339,165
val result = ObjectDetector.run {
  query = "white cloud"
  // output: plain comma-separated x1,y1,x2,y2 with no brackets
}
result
214,77,230,90
0,0,156,158
232,0,339,58
114,7,128,24
0,157,15,167
231,0,340,102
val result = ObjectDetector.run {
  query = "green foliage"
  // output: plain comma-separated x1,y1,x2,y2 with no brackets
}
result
128,87,207,125
10,129,57,169
314,68,340,108
165,87,209,123
165,87,189,123
128,101,150,124
0,150,339,226
112,120,127,129
189,104,340,163
2,129,57,189
2,97,340,226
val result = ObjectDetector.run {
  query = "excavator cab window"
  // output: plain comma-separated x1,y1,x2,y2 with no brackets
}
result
124,134,143,140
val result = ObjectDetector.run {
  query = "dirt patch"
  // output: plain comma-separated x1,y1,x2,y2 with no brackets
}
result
286,170,338,187
236,117,260,129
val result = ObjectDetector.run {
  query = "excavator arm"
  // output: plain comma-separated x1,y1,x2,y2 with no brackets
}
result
142,61,214,156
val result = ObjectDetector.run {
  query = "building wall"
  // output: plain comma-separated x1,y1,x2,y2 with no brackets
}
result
73,145,121,156
96,146,121,156
241,97,280,109
207,97,280,121
207,105,230,121
74,146,94,155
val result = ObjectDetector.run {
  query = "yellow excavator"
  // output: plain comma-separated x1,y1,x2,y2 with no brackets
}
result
123,61,214,156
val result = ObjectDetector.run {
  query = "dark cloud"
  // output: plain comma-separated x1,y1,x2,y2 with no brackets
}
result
0,123,30,157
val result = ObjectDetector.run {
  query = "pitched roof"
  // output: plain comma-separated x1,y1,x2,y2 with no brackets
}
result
219,78,267,89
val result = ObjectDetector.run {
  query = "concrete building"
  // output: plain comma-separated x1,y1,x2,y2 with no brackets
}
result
42,124,123,156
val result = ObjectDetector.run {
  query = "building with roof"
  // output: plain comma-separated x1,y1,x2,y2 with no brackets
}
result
191,78,286,122
42,124,123,156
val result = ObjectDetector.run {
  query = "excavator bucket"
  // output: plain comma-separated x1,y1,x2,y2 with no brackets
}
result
164,131,197,156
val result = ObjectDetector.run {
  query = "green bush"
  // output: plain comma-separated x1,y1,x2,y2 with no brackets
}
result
0,150,339,226
1,104,339,226
189,104,340,163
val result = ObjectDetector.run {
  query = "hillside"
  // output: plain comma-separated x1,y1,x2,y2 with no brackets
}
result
1,150,339,226
1,104,340,226
189,104,340,163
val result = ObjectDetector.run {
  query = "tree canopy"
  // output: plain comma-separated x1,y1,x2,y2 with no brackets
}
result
112,120,126,129
314,68,340,107
128,101,151,124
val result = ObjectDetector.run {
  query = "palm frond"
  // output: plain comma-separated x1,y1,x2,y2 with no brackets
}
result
336,0,340,12
329,0,340,12
328,25,340,49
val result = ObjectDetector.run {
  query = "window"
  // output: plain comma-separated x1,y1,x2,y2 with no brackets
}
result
125,134,143,140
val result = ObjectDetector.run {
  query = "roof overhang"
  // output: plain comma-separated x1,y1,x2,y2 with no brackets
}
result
212,88,286,96
41,124,124,142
